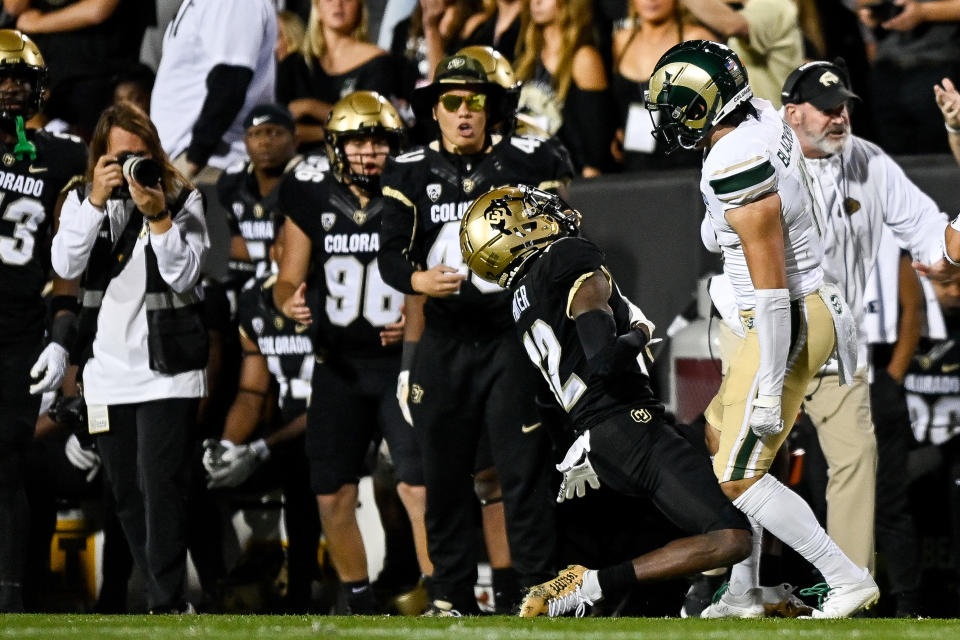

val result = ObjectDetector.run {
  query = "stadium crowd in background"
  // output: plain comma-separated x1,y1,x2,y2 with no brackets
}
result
1,0,960,620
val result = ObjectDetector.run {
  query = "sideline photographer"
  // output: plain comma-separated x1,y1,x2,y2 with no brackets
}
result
51,102,209,614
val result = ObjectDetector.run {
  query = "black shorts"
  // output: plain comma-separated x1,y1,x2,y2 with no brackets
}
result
0,338,43,447
306,356,423,494
588,411,749,535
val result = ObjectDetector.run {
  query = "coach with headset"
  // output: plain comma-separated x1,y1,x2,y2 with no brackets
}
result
780,59,950,616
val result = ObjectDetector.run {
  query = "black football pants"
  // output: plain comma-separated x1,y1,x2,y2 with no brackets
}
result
411,327,555,610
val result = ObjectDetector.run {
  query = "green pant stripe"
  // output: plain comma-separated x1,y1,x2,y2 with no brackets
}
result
731,431,760,481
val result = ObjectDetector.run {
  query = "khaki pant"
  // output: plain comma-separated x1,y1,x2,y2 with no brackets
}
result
803,371,877,571
706,292,836,483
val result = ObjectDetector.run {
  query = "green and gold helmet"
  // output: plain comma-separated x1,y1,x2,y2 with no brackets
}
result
0,30,47,120
645,40,751,153
326,90,404,192
460,185,580,288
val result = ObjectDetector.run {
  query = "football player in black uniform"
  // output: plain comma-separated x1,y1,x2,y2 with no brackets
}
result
377,54,573,615
273,91,426,614
460,185,751,617
202,216,321,613
216,104,302,291
0,30,86,612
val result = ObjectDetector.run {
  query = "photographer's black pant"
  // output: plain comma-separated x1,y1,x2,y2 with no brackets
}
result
410,327,555,611
96,398,197,611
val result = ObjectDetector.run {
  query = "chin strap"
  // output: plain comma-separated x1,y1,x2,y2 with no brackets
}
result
13,116,36,161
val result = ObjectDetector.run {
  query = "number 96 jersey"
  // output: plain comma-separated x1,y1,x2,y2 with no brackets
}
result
278,165,403,358
0,130,87,342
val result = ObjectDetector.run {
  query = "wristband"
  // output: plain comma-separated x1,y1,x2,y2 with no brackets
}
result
944,243,960,267
946,121,960,134
144,209,170,223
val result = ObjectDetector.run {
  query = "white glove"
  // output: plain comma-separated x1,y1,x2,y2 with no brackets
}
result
64,433,101,482
555,431,600,503
749,395,784,437
30,342,68,395
202,438,234,475
397,370,413,426
206,439,268,488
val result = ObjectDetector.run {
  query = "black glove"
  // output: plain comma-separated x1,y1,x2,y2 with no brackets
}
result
591,325,649,378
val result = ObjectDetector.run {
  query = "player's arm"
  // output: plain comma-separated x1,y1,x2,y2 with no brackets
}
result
726,192,790,434
15,0,119,32
264,413,307,449
378,188,465,297
570,271,650,377
889,253,926,384
221,329,271,445
274,217,313,324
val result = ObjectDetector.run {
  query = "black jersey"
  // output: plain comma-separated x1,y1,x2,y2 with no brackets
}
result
510,236,662,432
278,164,403,359
378,134,573,339
904,322,960,447
237,274,314,425
217,155,304,284
0,129,87,342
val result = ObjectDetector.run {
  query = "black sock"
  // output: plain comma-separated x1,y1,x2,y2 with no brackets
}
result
492,567,521,612
342,579,377,614
597,561,636,595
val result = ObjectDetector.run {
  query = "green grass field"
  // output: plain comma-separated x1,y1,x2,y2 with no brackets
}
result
1,615,959,640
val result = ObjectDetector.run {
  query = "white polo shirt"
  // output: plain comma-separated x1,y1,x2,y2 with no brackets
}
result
151,0,277,170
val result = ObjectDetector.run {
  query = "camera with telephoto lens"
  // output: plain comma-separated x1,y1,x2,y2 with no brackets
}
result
112,151,163,198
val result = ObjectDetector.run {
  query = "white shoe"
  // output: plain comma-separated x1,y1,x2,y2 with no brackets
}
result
700,584,766,619
806,574,880,618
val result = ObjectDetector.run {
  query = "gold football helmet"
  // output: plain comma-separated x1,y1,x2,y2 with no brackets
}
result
326,90,405,192
0,29,47,120
456,45,518,91
460,185,580,287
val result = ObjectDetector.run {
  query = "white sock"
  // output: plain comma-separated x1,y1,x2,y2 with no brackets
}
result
733,474,864,586
728,516,763,595
581,569,603,601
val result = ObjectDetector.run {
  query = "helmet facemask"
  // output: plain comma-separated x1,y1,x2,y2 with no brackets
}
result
331,129,403,194
326,91,406,195
460,185,581,288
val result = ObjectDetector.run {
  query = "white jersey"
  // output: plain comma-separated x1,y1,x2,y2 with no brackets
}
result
151,0,277,170
702,98,824,309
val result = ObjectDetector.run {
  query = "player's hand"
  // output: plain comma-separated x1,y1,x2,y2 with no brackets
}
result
380,305,405,347
935,78,960,130
206,440,268,489
64,433,101,482
420,0,445,28
397,370,413,426
202,438,233,475
411,265,466,298
89,155,124,208
748,395,784,437
555,432,600,503
281,282,313,325
29,342,68,395
913,257,960,282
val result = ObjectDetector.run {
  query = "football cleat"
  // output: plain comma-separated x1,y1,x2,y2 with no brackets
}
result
760,583,814,618
700,583,766,619
680,571,727,619
421,599,462,617
801,574,880,618
518,565,597,618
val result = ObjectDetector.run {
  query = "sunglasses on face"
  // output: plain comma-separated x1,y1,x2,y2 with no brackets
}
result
438,93,486,112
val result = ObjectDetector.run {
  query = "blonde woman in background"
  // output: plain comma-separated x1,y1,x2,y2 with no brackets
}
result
276,10,307,62
276,0,396,150
611,0,715,171
514,0,610,177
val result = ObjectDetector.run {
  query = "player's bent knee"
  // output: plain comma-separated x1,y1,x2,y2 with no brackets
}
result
473,467,502,504
712,528,752,565
316,484,358,517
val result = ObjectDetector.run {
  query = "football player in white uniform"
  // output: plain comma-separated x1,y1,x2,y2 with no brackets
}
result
645,40,878,618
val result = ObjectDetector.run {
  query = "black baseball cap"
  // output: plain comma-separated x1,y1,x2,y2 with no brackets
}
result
781,60,860,111
243,103,295,132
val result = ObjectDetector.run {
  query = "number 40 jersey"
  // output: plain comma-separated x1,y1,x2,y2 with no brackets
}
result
278,163,403,359
0,130,87,342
